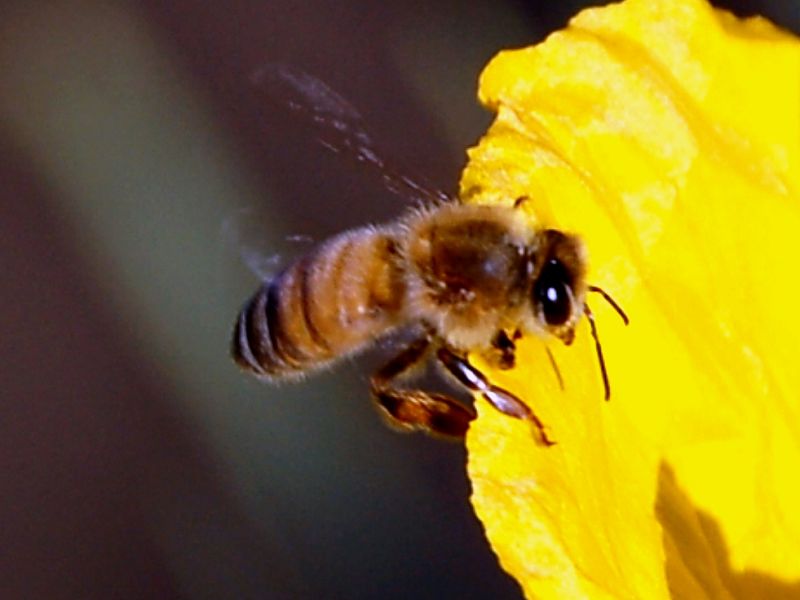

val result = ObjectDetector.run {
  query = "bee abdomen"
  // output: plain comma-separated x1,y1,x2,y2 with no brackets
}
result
232,253,329,377
231,283,284,376
232,227,407,378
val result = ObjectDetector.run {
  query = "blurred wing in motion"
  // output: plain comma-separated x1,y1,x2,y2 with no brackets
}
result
251,63,451,205
221,206,315,281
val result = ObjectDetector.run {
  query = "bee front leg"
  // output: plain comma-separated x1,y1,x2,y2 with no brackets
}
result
486,329,518,370
370,337,476,439
436,347,555,446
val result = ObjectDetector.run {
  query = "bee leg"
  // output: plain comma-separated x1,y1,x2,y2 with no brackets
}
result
436,347,556,446
487,329,516,370
371,338,476,439
513,195,530,209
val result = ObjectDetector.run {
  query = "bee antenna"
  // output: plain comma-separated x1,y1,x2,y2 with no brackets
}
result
583,303,611,401
583,286,627,401
588,285,629,326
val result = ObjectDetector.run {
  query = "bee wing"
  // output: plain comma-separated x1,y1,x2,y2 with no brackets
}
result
221,206,317,281
251,63,451,205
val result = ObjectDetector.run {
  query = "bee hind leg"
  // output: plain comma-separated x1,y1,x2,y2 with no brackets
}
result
370,337,475,439
436,347,556,446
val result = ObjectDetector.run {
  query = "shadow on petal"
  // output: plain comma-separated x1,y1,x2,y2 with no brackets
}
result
657,462,800,599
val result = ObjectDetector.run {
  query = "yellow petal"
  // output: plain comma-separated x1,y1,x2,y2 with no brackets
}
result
461,0,800,598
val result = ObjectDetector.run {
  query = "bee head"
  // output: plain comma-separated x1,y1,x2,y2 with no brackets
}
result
530,230,587,344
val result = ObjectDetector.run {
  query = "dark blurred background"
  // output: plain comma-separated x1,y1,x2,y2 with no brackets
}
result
0,1,796,598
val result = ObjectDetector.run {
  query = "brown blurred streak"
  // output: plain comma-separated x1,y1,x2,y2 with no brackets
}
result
0,138,303,598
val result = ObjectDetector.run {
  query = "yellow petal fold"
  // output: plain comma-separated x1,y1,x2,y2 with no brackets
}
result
461,0,800,598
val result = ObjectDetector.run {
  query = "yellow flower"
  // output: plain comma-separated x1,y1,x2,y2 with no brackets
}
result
460,0,800,597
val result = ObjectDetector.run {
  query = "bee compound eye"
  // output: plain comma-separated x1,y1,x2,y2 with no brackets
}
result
535,259,572,326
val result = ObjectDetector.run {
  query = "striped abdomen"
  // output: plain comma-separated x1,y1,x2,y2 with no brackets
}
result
232,226,407,378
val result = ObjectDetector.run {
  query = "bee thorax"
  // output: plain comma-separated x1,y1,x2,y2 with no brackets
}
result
401,204,534,351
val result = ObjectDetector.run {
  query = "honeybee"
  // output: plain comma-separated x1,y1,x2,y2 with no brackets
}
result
232,66,628,444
